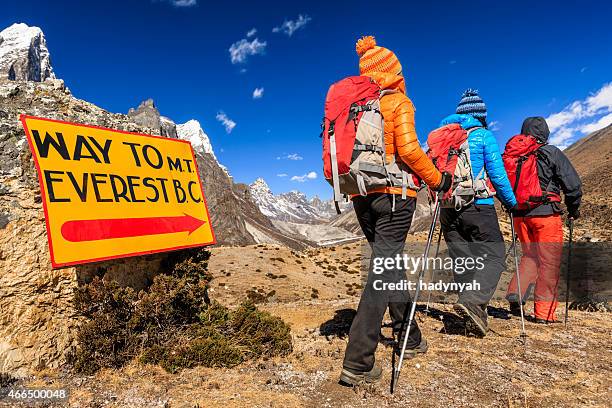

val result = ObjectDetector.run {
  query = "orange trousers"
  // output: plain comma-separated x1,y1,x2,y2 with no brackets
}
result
506,214,564,321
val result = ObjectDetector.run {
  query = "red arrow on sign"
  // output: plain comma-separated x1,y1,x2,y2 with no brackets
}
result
60,214,206,242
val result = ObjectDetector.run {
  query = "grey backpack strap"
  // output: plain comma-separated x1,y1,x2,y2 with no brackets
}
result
466,126,483,136
475,165,486,180
329,132,342,203
380,89,398,97
356,174,368,196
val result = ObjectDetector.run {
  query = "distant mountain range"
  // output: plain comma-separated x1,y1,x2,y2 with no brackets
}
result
249,178,348,224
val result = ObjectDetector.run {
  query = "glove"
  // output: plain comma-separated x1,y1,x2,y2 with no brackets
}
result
504,203,519,214
433,171,452,193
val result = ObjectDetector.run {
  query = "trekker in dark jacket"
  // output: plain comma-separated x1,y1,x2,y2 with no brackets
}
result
438,89,517,337
506,117,582,323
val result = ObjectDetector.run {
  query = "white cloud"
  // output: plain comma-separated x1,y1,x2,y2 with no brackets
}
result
545,82,612,148
252,87,264,99
580,66,588,73
291,171,317,182
449,60,457,65
277,153,303,161
272,14,311,36
246,28,257,37
229,37,266,64
277,173,288,177
548,126,577,150
168,0,197,6
580,112,612,134
489,121,500,131
216,111,236,134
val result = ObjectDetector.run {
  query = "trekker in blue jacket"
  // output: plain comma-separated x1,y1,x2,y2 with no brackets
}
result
438,89,517,337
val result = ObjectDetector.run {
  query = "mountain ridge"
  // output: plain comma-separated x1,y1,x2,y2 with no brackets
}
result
249,177,347,224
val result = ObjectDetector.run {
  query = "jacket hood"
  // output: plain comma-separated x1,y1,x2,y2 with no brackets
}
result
367,71,406,94
521,117,550,142
440,113,482,130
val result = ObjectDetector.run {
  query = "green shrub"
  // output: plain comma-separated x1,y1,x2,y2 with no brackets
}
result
69,248,292,374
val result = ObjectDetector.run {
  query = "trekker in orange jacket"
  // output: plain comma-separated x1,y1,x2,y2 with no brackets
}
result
340,36,451,386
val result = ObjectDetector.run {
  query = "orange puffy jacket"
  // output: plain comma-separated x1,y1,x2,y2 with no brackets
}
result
366,72,442,196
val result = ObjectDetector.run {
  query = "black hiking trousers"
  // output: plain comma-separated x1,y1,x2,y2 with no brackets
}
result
343,193,421,373
440,204,506,306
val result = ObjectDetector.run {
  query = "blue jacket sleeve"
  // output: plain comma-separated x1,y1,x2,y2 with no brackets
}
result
482,131,517,207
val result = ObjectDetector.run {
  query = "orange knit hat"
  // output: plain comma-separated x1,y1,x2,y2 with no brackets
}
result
356,36,402,75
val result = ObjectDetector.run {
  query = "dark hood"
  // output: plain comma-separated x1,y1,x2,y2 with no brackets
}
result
521,116,550,142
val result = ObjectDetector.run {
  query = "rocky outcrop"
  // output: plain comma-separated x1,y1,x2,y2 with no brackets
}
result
0,79,170,375
127,98,178,139
0,23,55,82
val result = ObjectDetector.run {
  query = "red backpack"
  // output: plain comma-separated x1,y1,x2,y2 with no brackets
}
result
427,124,494,209
502,134,561,210
322,76,418,212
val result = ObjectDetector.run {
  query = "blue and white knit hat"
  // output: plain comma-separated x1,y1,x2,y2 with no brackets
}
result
456,89,487,120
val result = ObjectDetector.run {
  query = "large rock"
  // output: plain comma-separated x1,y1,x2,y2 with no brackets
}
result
0,23,55,82
0,79,169,375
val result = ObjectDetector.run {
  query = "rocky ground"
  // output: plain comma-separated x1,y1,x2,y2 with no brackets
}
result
2,234,610,408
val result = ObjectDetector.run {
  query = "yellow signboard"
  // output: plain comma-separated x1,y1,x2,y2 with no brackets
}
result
21,115,216,268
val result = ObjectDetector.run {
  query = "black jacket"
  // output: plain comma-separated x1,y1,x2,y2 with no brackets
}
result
516,117,582,217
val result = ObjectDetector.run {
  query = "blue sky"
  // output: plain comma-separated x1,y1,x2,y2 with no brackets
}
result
3,0,612,198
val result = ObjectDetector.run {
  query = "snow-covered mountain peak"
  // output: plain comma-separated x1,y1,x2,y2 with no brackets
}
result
251,177,271,191
249,178,346,224
250,178,274,204
176,119,217,161
0,23,55,81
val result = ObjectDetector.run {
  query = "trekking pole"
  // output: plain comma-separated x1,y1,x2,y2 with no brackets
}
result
424,227,443,314
564,218,574,328
391,193,441,393
509,213,528,344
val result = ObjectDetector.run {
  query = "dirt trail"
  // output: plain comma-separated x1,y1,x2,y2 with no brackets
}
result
5,241,610,407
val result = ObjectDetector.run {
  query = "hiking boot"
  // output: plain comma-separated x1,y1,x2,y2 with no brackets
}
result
533,317,560,324
394,337,428,358
339,363,383,386
509,301,525,317
454,303,488,337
